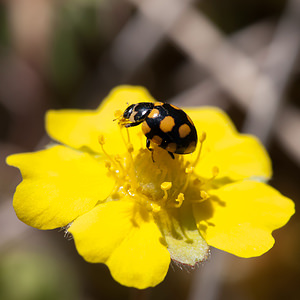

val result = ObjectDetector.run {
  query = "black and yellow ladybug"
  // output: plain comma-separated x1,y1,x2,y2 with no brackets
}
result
120,102,197,159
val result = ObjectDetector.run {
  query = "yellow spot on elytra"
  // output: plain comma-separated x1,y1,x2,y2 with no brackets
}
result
184,141,196,154
166,143,177,153
142,122,151,135
154,102,164,106
148,108,160,119
179,124,191,138
160,116,175,133
152,135,163,145
129,110,138,122
170,104,181,110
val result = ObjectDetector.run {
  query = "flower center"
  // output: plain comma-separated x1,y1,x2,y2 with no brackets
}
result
98,123,219,214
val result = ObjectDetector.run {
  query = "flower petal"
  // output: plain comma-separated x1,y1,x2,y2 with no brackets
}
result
184,107,272,181
199,134,271,182
193,180,295,257
69,200,170,289
183,106,237,142
46,86,155,154
159,205,209,266
6,145,114,229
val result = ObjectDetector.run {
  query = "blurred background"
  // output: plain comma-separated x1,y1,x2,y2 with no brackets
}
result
0,0,299,299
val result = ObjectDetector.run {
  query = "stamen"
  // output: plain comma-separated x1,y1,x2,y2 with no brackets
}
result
104,160,122,181
185,166,194,174
186,189,210,205
117,125,138,188
180,132,207,194
137,131,144,148
114,155,126,175
193,178,202,185
192,131,206,168
98,135,119,171
174,193,184,208
181,166,194,193
212,166,219,178
200,190,209,200
179,221,193,243
201,166,220,188
125,127,132,146
161,182,172,201
98,134,106,145
150,203,161,213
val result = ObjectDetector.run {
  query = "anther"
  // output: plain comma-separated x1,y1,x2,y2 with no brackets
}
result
98,134,120,174
199,131,207,142
117,124,138,188
111,192,121,200
192,131,207,168
128,144,134,153
98,134,106,145
189,191,210,204
174,193,184,208
200,190,209,200
193,178,201,185
212,166,219,178
105,161,112,169
124,183,131,191
150,203,161,213
185,166,194,174
161,181,172,191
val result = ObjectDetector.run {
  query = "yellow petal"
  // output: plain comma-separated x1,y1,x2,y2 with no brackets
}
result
69,200,170,289
183,106,237,142
46,86,155,154
199,134,271,181
6,145,114,229
193,181,295,257
160,205,209,266
184,107,272,181
97,85,155,117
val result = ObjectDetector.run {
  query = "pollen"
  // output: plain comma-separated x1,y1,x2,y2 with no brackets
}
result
114,110,123,119
161,182,172,191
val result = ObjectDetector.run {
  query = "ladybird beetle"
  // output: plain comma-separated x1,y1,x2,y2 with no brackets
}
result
120,102,197,159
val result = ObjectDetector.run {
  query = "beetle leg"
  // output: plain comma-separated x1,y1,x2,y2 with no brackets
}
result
168,151,175,159
146,138,151,151
125,121,143,128
146,139,156,162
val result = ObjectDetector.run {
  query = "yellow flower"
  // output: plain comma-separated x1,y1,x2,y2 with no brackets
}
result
7,86,295,289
